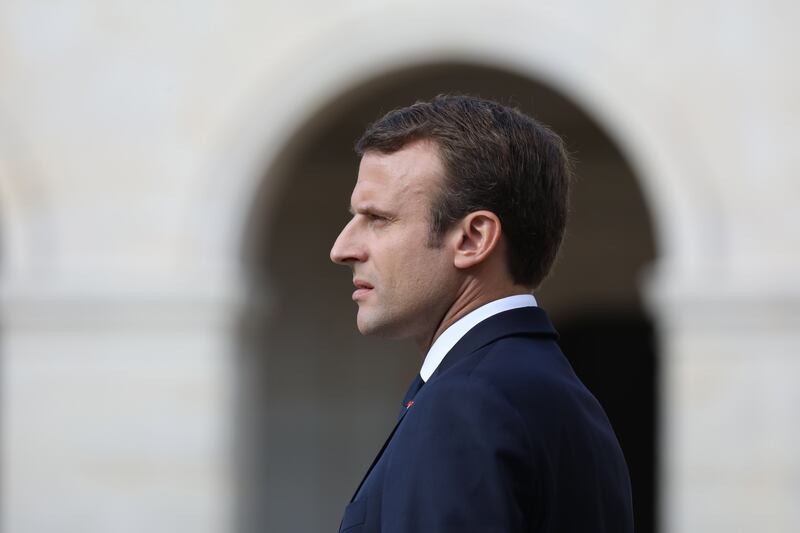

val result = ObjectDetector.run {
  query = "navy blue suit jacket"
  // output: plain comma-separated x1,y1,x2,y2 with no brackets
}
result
339,307,634,532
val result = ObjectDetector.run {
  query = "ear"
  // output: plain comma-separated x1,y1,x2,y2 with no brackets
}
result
452,210,502,270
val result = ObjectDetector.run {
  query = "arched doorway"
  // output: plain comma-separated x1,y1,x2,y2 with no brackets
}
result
238,63,658,533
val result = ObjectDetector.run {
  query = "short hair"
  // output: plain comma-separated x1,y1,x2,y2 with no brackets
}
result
355,95,571,288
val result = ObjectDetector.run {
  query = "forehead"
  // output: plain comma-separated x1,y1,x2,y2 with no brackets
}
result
351,140,444,205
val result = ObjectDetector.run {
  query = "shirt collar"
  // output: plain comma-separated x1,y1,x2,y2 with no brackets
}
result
419,294,538,382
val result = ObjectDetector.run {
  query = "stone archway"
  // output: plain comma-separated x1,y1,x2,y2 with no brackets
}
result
193,5,718,279
239,63,659,533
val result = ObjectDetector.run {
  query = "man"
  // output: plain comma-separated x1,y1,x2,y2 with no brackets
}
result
330,95,633,533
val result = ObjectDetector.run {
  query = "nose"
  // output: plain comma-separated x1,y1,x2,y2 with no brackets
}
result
330,218,366,265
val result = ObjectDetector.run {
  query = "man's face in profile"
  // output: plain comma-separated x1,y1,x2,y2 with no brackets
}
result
330,140,459,342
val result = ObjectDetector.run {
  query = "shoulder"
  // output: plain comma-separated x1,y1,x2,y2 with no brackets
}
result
417,334,612,446
448,333,589,416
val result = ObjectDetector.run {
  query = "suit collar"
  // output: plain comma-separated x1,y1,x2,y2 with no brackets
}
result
420,294,538,381
428,306,557,383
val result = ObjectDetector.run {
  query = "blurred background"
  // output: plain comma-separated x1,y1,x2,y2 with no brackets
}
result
0,2,797,533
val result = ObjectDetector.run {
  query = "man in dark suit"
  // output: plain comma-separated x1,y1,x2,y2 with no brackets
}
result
330,95,633,532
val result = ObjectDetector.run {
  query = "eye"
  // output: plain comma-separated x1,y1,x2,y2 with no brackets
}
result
366,213,390,225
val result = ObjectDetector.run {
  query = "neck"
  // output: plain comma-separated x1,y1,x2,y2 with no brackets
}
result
414,281,532,353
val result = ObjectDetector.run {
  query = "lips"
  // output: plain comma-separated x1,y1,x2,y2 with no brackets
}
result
352,279,374,301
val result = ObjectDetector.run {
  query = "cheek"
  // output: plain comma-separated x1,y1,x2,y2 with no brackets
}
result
379,226,450,286
406,247,453,288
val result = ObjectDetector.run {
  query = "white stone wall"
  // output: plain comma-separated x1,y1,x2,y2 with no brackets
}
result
0,1,797,532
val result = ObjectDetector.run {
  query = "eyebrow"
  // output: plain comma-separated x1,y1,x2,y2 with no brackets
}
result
348,204,394,218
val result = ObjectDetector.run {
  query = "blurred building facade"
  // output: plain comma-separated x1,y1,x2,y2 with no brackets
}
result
0,1,798,533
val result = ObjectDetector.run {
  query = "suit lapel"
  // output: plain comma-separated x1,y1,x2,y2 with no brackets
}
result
350,400,413,502
349,307,557,502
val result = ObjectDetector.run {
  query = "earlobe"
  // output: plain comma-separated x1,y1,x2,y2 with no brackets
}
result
453,211,502,270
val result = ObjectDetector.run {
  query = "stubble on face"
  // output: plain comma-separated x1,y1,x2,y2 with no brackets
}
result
340,141,459,345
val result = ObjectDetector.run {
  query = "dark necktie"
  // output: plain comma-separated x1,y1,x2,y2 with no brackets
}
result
398,373,425,419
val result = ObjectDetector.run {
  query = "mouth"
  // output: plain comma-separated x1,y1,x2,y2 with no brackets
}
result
352,279,374,301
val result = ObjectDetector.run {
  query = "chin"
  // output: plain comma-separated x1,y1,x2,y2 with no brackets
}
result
356,311,405,338
356,319,389,337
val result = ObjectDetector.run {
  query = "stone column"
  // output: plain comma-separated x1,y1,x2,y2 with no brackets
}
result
651,270,800,533
1,280,236,533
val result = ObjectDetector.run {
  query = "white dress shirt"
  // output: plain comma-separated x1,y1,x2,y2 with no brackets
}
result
419,294,538,382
